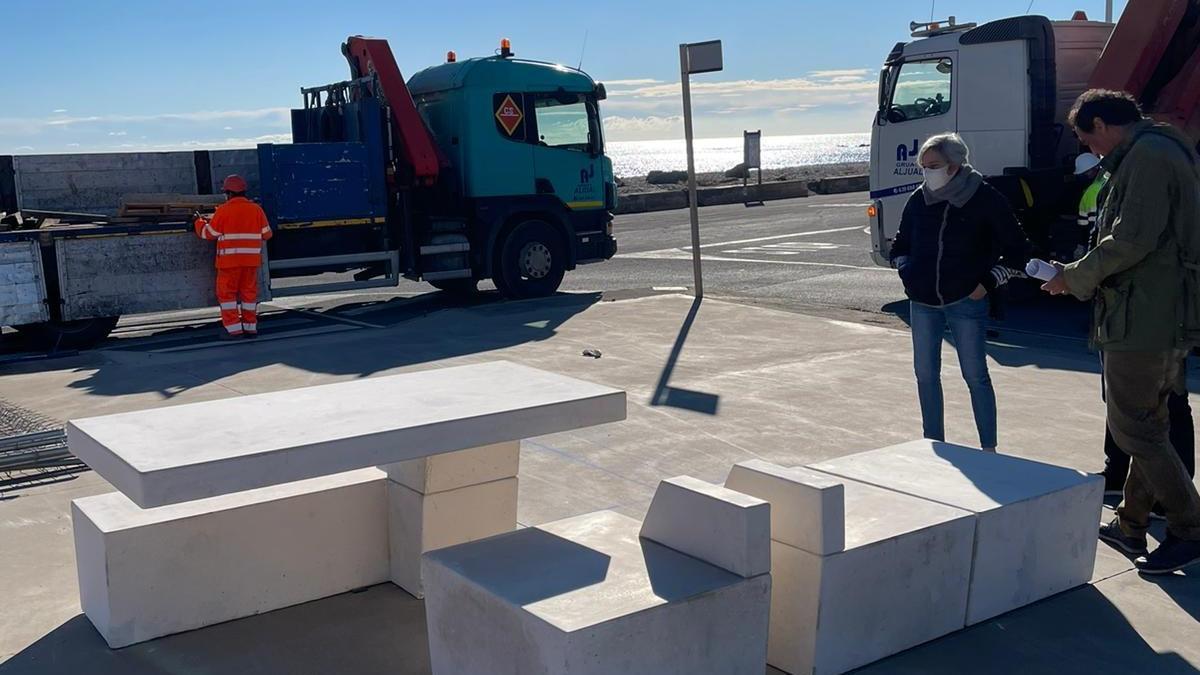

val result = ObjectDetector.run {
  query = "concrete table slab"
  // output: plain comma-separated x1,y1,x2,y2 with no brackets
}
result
810,439,1104,624
67,361,626,508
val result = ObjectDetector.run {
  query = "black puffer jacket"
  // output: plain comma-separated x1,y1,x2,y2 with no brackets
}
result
890,180,1030,307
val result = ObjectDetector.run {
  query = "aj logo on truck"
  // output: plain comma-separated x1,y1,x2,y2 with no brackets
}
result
574,163,598,201
894,138,921,177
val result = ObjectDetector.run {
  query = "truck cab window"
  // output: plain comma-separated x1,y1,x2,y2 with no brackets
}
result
886,59,952,123
533,94,593,152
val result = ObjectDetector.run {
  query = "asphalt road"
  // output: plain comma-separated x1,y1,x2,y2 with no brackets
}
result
1,191,1092,358
568,192,897,316
570,192,1091,345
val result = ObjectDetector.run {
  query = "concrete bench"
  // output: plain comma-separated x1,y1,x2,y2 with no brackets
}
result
810,439,1104,625
422,476,772,675
69,361,626,647
726,460,975,675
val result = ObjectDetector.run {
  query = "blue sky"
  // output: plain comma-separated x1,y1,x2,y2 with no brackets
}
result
0,0,1127,153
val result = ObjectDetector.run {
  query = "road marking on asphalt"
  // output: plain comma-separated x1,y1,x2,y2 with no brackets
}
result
693,225,863,249
806,203,870,208
722,241,844,255
690,254,891,271
623,246,889,271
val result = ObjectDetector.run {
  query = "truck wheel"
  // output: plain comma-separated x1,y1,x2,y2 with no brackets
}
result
494,219,566,299
14,316,120,351
428,278,479,295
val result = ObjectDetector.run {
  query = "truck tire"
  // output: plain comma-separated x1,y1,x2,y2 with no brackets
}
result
494,219,566,299
428,278,479,296
14,316,120,351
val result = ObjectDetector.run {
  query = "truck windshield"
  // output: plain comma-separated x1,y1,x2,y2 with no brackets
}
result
534,94,601,153
884,58,952,123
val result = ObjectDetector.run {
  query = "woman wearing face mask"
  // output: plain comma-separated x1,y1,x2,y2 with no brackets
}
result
889,133,1031,452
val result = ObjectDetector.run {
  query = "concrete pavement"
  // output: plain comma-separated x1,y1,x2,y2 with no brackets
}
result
1,291,1197,674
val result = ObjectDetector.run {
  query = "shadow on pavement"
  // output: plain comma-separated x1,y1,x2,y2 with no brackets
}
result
0,584,429,675
882,291,1102,374
55,291,602,399
1143,566,1200,626
859,583,1199,675
650,297,721,415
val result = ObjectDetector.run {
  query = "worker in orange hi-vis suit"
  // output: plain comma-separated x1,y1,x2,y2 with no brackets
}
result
193,175,273,339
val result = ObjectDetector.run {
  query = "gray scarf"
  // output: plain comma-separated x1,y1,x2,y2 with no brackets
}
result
922,164,984,208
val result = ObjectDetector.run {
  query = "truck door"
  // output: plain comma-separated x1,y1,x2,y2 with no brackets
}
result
869,53,956,265
529,92,605,213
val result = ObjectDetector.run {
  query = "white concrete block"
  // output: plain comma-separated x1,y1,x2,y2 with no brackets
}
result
810,439,1104,624
423,510,771,675
382,441,519,494
725,459,845,555
639,475,771,578
388,477,518,598
767,478,974,675
67,361,626,508
71,468,389,648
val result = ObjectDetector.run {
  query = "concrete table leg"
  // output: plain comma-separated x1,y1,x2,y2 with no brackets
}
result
381,441,520,597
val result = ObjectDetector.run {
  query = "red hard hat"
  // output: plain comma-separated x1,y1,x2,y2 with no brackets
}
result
222,174,247,193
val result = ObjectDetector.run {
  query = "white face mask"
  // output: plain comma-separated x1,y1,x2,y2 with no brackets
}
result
923,166,953,191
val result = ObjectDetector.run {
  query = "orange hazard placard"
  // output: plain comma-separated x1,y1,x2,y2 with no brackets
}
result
495,94,524,136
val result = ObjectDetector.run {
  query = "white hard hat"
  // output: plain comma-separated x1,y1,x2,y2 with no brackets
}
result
1074,152,1101,174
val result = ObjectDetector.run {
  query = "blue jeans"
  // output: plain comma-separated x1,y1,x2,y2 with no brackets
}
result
910,298,997,448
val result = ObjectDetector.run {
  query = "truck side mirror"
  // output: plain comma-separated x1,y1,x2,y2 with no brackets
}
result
594,83,607,101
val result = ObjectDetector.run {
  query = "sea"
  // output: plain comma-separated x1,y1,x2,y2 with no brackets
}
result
606,132,870,177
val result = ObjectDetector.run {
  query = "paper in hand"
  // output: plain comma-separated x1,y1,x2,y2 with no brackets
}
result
1025,258,1058,281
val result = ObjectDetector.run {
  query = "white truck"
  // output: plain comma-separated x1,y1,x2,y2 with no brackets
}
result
867,2,1200,266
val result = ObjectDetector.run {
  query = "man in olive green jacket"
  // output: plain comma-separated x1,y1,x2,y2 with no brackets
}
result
1044,89,1200,574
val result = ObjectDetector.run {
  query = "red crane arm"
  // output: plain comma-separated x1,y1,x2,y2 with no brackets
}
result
343,36,441,185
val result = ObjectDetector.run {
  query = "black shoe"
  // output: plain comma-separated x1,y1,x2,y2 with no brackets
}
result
1098,518,1149,556
1136,535,1200,574
244,332,258,340
1098,468,1125,497
218,331,241,341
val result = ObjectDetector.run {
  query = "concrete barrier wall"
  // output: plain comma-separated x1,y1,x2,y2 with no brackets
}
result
13,152,198,216
808,174,869,195
614,179,810,215
210,149,260,196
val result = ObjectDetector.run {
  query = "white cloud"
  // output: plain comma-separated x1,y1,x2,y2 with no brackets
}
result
599,72,877,136
108,131,127,136
223,126,233,130
52,109,67,114
601,78,663,87
602,115,682,140
108,133,293,151
809,68,871,79
39,107,291,128
66,142,80,147
15,145,33,151
616,77,876,99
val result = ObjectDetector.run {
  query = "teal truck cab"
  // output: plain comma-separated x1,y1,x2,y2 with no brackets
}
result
407,41,617,297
